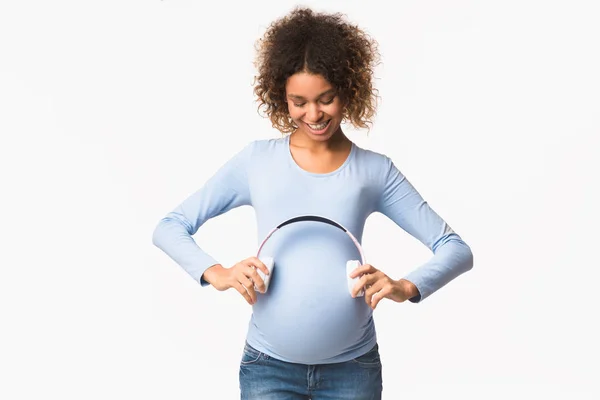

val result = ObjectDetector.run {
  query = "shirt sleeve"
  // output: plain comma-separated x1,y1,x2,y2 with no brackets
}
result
152,141,255,286
375,156,474,303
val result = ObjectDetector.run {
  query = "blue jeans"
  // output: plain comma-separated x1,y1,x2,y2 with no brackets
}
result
239,342,383,399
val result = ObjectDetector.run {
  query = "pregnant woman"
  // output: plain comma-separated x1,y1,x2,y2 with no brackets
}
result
152,6,474,399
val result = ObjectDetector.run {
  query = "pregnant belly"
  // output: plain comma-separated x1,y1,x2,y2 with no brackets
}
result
250,252,374,363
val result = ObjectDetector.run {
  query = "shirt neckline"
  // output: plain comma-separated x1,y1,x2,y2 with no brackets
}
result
285,134,355,177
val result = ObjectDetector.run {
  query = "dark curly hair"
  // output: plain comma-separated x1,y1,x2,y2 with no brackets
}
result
253,7,381,134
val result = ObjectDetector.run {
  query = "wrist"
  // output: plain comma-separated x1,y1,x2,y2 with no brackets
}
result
202,264,225,285
397,279,419,299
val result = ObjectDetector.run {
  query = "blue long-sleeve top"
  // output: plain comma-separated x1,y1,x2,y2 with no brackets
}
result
152,135,473,364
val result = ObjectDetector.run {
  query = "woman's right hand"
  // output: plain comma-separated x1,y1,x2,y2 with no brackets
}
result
202,257,270,305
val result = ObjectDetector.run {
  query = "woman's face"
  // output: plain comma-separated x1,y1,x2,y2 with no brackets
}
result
285,72,345,141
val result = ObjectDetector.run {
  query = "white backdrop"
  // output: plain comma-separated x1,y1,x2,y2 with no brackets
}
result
1,0,598,399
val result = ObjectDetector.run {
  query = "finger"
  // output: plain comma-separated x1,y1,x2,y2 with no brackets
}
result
247,265,266,293
349,264,376,278
351,276,364,298
364,284,378,306
238,275,257,304
363,280,384,300
350,281,363,298
370,284,392,309
235,282,254,305
351,274,374,298
360,272,378,288
371,290,384,309
247,257,270,276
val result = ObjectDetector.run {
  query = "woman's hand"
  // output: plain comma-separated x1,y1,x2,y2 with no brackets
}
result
202,257,270,305
349,264,419,309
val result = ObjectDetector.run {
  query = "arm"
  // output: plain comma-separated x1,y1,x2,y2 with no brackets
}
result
152,142,255,286
376,157,474,303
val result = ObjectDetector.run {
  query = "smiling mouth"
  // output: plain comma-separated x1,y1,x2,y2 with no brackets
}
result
304,119,331,134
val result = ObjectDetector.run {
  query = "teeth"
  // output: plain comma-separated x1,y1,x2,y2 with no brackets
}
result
308,121,329,130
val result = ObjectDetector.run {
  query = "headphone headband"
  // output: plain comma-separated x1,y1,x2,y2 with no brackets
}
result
256,215,366,265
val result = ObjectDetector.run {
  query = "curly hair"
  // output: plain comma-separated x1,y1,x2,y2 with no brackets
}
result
253,7,381,134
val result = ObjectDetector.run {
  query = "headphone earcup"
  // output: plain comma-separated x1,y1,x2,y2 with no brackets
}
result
346,260,364,297
255,256,274,292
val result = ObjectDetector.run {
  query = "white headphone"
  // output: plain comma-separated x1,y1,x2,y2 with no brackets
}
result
254,215,367,296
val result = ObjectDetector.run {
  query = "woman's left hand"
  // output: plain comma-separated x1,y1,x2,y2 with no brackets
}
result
349,264,419,309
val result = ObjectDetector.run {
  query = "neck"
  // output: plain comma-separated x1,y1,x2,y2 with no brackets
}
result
289,126,350,152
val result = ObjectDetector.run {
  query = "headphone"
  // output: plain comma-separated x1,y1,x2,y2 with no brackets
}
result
254,215,367,297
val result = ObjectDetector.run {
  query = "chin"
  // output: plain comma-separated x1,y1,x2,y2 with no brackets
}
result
307,131,335,141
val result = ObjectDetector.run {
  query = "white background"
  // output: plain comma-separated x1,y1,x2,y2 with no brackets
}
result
1,0,598,399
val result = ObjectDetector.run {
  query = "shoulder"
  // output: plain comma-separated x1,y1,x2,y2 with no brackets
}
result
226,136,287,160
248,136,288,154
351,142,395,175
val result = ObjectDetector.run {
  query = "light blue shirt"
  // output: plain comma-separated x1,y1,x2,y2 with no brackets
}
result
152,135,473,364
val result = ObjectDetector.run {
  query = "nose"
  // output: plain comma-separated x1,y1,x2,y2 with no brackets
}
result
306,103,323,122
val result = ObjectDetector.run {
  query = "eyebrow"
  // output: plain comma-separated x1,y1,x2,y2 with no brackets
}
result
287,89,336,100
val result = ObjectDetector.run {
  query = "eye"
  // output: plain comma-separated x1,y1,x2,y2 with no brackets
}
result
321,98,334,105
293,102,306,108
